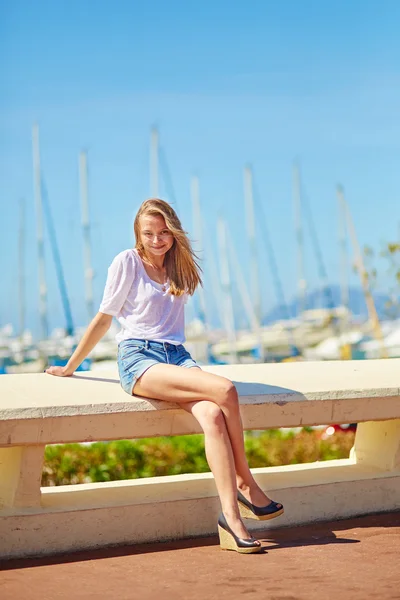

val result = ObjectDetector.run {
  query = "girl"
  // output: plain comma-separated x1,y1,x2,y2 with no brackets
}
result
46,198,284,553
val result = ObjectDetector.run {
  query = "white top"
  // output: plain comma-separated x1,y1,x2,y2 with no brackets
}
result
99,248,187,345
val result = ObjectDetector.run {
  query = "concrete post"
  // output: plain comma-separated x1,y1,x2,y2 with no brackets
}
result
0,445,45,509
352,420,400,471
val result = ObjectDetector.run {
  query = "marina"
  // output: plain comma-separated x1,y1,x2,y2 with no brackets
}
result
1,125,399,374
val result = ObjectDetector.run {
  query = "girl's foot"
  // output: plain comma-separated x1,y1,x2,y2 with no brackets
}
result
222,511,261,546
218,513,262,553
238,483,282,509
237,483,284,521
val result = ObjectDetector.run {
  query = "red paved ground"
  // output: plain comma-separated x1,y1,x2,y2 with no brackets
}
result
1,512,399,600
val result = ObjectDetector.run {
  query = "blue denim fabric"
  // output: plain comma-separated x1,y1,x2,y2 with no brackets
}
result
117,338,198,395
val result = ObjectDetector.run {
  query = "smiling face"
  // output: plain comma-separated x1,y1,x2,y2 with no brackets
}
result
139,213,174,260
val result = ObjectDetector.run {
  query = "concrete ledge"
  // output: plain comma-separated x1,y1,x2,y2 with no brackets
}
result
1,359,400,559
1,359,400,445
2,459,399,559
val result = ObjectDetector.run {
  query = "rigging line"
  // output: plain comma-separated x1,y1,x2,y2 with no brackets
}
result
41,177,74,336
300,183,344,343
300,186,336,312
252,175,300,355
202,226,227,331
226,226,260,333
252,178,292,322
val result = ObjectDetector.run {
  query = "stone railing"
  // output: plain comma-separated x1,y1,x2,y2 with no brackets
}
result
1,358,399,559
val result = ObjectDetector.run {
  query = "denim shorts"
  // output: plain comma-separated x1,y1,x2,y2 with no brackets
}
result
117,338,199,395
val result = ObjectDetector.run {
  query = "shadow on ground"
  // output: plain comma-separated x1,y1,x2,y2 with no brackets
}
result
2,511,398,571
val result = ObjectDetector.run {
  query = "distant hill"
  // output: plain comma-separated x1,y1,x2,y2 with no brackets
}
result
262,285,395,324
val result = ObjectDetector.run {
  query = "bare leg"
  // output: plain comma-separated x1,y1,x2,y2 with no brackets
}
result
133,365,280,534
211,384,281,508
180,400,258,542
187,380,281,509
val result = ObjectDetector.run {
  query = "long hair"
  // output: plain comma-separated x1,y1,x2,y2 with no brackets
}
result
134,198,202,296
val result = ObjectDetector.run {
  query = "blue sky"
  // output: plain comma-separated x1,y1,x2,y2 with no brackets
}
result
1,1,399,337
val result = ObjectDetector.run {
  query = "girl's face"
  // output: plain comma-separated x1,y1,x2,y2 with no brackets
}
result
139,213,174,259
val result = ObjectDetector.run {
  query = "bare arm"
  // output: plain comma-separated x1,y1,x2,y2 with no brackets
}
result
45,312,113,377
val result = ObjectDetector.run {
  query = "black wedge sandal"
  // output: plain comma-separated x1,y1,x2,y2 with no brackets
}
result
237,489,284,521
218,513,262,554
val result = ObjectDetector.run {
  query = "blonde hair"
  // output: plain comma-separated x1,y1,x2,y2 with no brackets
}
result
134,198,202,296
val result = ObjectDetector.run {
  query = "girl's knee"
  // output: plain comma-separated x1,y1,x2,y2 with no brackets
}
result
216,378,239,409
196,402,225,430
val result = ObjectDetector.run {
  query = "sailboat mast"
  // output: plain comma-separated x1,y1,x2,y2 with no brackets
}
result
79,151,94,323
244,165,264,360
244,165,261,322
338,186,349,316
32,124,48,340
337,185,387,358
150,126,159,197
226,227,260,334
18,198,25,339
202,226,226,332
191,175,207,328
293,162,307,315
217,217,237,364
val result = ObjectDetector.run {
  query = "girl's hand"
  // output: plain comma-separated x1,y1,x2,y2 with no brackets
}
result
45,366,74,377
43,312,112,379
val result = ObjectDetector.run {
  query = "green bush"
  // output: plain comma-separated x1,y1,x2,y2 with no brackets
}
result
42,429,355,486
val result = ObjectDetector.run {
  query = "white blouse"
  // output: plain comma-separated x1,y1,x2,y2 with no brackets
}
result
99,248,187,345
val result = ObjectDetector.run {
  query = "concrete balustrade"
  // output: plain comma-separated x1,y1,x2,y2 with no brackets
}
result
0,358,399,559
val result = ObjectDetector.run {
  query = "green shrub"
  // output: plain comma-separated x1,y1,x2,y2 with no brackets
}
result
42,429,355,486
